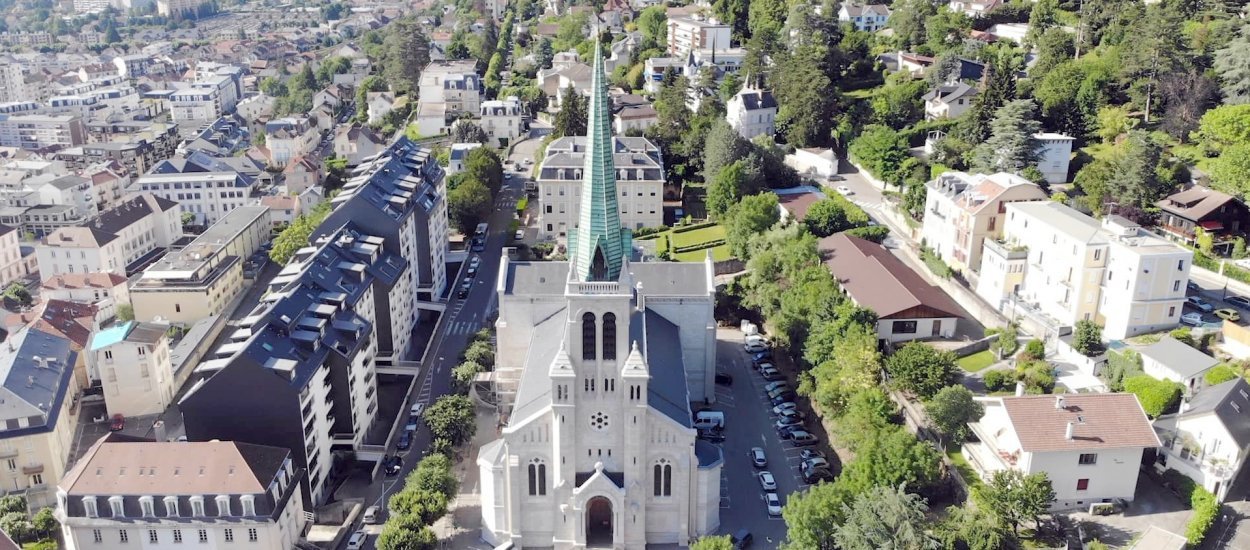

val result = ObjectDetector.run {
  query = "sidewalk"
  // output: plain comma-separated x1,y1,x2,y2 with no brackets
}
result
430,403,498,549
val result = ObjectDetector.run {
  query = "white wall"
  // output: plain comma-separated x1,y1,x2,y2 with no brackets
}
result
1024,447,1145,510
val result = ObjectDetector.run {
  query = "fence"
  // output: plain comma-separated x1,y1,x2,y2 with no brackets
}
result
713,259,746,275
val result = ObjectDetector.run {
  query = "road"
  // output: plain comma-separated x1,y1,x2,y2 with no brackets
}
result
341,153,528,549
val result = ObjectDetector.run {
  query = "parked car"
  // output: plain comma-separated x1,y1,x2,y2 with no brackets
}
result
457,281,471,298
761,368,784,381
778,424,805,438
753,361,774,372
109,414,125,432
466,265,478,278
1188,280,1202,293
770,393,796,407
802,457,831,471
800,449,825,461
765,492,783,516
346,531,368,550
779,410,806,423
801,466,835,484
744,334,769,347
775,417,804,431
1216,308,1242,322
835,185,853,196
363,506,381,524
383,455,403,476
749,447,767,468
731,529,754,549
789,431,819,446
751,350,774,362
1229,295,1250,309
758,471,777,491
1187,295,1215,312
1181,312,1204,326
470,255,481,267
397,429,414,450
768,388,796,401
743,341,769,353
764,381,790,393
715,372,734,386
772,402,799,415
410,402,425,418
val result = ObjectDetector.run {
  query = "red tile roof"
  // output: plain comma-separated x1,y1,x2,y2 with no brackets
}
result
1002,394,1161,453
776,191,821,221
43,272,127,290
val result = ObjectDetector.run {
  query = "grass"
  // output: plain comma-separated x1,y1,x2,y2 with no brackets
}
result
956,350,997,372
945,448,983,492
669,224,726,249
644,223,732,262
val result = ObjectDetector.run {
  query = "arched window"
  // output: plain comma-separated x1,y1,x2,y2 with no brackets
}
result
653,460,672,497
602,313,616,360
528,459,546,496
582,312,596,361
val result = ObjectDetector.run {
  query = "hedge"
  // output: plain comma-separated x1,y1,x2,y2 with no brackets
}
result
1187,487,1219,545
671,221,719,234
673,239,726,254
844,225,890,243
1123,375,1183,418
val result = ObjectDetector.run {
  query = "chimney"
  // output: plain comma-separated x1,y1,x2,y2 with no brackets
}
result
1015,382,1025,396
1065,421,1075,440
1055,395,1065,409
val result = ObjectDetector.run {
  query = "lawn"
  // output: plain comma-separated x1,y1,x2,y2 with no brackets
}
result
945,449,983,492
956,350,997,372
668,224,726,249
645,223,732,263
674,246,732,262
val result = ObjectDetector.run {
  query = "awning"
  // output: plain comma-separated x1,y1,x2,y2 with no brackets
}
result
1200,220,1225,231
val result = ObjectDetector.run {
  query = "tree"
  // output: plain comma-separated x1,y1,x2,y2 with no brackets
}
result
871,76,927,130
989,324,1019,358
451,121,489,144
1159,70,1217,141
1072,320,1103,356
937,505,1016,550
381,18,431,95
781,482,843,550
413,453,458,496
837,426,943,495
533,37,554,69
961,51,1019,143
0,512,30,543
885,343,958,398
447,178,493,236
453,360,486,392
1123,375,1183,418
977,470,1055,536
635,6,667,49
926,386,983,444
1117,1,1188,122
804,198,852,237
3,283,31,306
116,304,135,321
1204,364,1240,385
889,0,937,50
702,121,753,183
723,193,779,260
1194,104,1250,152
464,340,494,368
0,496,26,515
972,100,1042,175
376,518,438,550
833,485,938,550
31,507,57,539
690,536,734,550
423,394,477,446
553,84,587,138
849,125,909,187
1095,105,1136,144
1215,22,1250,104
1031,27,1074,80
1026,0,1059,45
1196,226,1215,255
706,160,753,220
1234,237,1248,259
463,147,504,195
1106,131,1172,209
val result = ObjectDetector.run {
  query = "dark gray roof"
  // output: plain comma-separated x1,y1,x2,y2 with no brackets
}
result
922,82,976,102
94,194,178,237
505,261,570,296
508,307,566,422
47,174,88,191
630,263,710,296
0,327,76,437
1179,378,1250,447
641,309,691,427
735,88,777,111
695,439,723,468
1139,336,1219,379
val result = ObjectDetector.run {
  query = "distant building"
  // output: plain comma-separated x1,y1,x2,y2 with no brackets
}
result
537,136,664,238
480,97,525,148
41,272,129,321
838,4,891,32
35,194,182,280
366,91,397,124
949,0,1004,18
264,117,318,169
1154,378,1250,502
86,321,174,417
1034,133,1074,184
923,83,977,120
418,60,482,117
332,125,386,167
725,83,777,140
1155,186,1250,251
157,0,213,18
784,148,838,178
921,172,1046,273
0,114,86,150
447,143,483,176
133,154,260,225
0,224,26,286
667,15,731,57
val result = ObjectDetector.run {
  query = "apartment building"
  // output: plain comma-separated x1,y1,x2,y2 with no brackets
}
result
156,0,213,18
35,194,182,281
180,225,399,507
265,118,318,169
0,224,26,287
725,83,776,140
0,326,79,509
317,137,448,360
85,163,128,212
838,3,891,32
169,87,221,123
1154,378,1250,502
86,321,173,417
921,172,1046,273
57,436,307,550
479,97,525,148
537,136,664,238
667,15,731,57
132,155,260,225
28,175,97,220
417,60,482,117
0,60,24,104
976,201,1192,340
130,206,270,325
0,114,87,150
21,205,88,238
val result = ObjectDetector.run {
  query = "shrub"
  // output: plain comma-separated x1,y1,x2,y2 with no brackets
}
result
1186,488,1219,546
1018,361,1056,394
1205,364,1241,386
1123,375,1183,418
1103,350,1143,392
982,369,1015,392
1020,339,1046,361
1073,320,1103,356
844,224,890,243
1170,326,1195,347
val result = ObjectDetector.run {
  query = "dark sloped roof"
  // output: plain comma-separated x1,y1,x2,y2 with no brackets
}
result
736,88,777,110
1157,185,1243,223
819,233,963,319
642,309,691,427
1178,378,1250,447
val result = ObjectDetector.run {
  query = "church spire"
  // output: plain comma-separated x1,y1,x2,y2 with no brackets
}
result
568,40,629,282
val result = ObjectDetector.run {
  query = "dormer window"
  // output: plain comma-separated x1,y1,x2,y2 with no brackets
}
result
190,496,204,517
164,496,179,517
82,496,98,518
216,495,231,516
139,496,154,517
241,495,256,516
108,496,124,517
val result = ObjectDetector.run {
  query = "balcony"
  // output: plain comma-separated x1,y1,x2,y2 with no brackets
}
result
0,448,17,459
984,239,1027,261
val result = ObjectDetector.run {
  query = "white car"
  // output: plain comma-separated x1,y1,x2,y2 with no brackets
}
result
765,492,782,516
836,185,852,196
346,531,368,549
1187,296,1215,313
743,341,769,353
1181,312,1204,326
772,402,798,415
758,471,777,491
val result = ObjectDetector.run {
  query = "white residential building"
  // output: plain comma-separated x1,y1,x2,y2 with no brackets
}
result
0,224,27,287
0,327,79,509
418,60,482,116
265,117,318,169
1138,336,1219,394
366,91,397,124
480,97,525,148
0,114,87,149
920,172,1046,273
923,83,977,120
666,15,731,57
41,273,130,321
0,59,25,104
725,83,777,141
784,148,838,178
965,394,1160,510
1035,133,1075,184
1154,378,1250,502
35,194,182,281
86,321,174,417
447,143,483,176
976,202,1192,340
132,171,256,225
537,136,664,238
169,87,221,122
56,437,307,550
838,4,891,32
949,0,1004,18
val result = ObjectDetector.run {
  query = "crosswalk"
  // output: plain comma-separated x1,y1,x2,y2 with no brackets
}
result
444,320,482,337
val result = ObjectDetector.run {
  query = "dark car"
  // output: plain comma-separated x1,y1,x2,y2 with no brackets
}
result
697,429,726,443
801,466,835,484
109,414,125,432
789,431,819,446
457,281,471,299
715,372,733,386
397,429,414,450
731,529,753,549
751,350,773,363
778,424,805,439
471,237,485,252
769,393,796,407
1230,295,1250,309
383,455,403,476
761,368,784,381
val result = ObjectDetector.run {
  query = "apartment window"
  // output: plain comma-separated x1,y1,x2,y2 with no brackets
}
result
175,304,181,313
93,529,102,543
892,321,918,334
83,497,98,518
109,496,124,517
1078,453,1097,465
137,347,145,357
5,459,13,471
248,529,258,542
1168,306,1176,317
224,529,233,543
30,473,42,485
118,530,128,543
1094,249,1102,261
104,350,112,362
198,530,207,543
139,496,154,517
1179,260,1186,271
1173,280,1181,292
148,530,158,544
1076,478,1089,491
173,530,183,543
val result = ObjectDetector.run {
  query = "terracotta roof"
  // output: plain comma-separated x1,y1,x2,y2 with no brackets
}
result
60,435,289,496
776,191,821,221
44,272,128,290
6,299,97,349
260,195,298,210
1001,394,1160,453
1157,185,1243,223
819,233,964,319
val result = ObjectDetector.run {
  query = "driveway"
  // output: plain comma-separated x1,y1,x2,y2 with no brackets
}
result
1064,475,1191,548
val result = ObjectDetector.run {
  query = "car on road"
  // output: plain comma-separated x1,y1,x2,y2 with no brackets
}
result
760,367,784,381
1181,312,1204,326
835,185,852,196
1217,308,1242,322
743,341,769,353
749,447,767,468
504,173,513,180
799,449,825,461
524,158,533,166
405,416,419,431
514,229,525,241
363,505,381,524
109,414,125,432
1187,296,1215,312
1229,296,1250,309
764,381,789,393
467,265,478,278
731,529,753,549
383,455,403,476
1188,280,1202,293
470,255,481,267
397,429,413,450
410,402,425,418
789,431,818,446
772,402,798,415
758,471,777,491
346,531,368,550
715,372,733,386
765,492,783,516
457,280,472,298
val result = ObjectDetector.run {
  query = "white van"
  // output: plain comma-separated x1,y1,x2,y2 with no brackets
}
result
740,320,758,336
693,411,725,430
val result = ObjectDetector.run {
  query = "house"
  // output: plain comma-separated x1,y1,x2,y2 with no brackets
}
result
1035,133,1074,184
0,224,25,287
924,82,978,120
920,171,1046,273
264,117,318,168
0,326,79,508
480,97,525,148
986,23,1029,44
775,188,824,221
35,194,182,281
42,272,130,321
366,91,397,124
897,52,935,77
538,63,594,110
965,394,1160,510
949,0,1004,18
282,155,321,195
260,195,300,226
417,60,482,116
56,435,307,550
1156,185,1250,251
1138,336,1220,394
838,4,891,32
447,143,483,176
784,148,838,178
1154,378,1250,502
313,84,348,111
976,203,1192,340
725,82,777,140
333,125,386,167
414,100,447,137
819,233,964,343
86,321,173,417
537,136,665,237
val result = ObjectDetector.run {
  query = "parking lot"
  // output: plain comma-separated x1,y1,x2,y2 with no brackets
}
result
703,327,837,546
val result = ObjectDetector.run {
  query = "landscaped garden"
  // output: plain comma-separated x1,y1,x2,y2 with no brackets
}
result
643,222,732,262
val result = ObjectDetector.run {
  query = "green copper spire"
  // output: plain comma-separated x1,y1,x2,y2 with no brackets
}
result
568,40,630,282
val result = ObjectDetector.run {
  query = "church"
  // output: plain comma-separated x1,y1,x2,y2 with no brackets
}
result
477,41,723,549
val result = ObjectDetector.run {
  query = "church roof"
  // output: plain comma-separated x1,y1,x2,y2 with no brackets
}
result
640,309,691,428
508,307,567,423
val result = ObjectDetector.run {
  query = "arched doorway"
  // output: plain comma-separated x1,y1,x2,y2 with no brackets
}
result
585,496,613,547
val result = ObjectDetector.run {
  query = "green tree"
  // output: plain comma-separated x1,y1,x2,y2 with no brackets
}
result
1106,131,1172,209
0,496,26,515
1073,320,1103,356
1031,27,1074,79
723,193,779,260
888,0,937,50
833,485,939,550
961,51,1020,143
837,426,943,495
423,394,477,446
448,178,493,236
1215,22,1250,105
381,18,431,94
1196,226,1215,255
1209,142,1250,198
452,360,485,392
464,340,494,368
781,481,843,550
849,125,909,187
886,343,958,398
413,453,458,496
702,120,753,183
0,512,30,543
552,84,587,138
451,120,489,144
976,470,1055,536
972,100,1042,175
376,516,438,550
925,386,983,445
1196,104,1250,152
871,76,927,130
690,535,734,550
802,323,883,418
463,147,504,195
1204,364,1241,385
116,304,135,321
1026,0,1059,45
1123,375,1183,418
1117,1,1189,121
1235,237,1248,259
804,198,853,237
31,507,57,539
3,283,31,306
937,505,1016,550
706,160,754,220
1095,105,1137,143
534,37,554,69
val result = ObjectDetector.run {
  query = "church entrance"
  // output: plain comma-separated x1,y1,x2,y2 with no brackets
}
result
585,496,613,547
